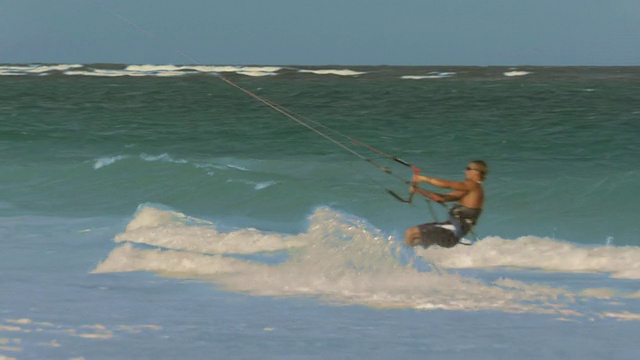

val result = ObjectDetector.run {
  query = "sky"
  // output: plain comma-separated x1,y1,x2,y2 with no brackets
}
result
1,0,639,66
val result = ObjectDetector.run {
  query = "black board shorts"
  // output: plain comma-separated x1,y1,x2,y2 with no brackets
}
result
417,222,459,248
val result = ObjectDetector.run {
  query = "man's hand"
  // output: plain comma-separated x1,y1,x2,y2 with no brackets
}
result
411,182,444,202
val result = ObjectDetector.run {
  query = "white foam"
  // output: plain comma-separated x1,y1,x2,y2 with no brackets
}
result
602,312,640,321
93,242,266,275
254,181,277,190
65,70,127,77
67,66,188,77
298,69,366,76
140,153,187,164
402,72,455,79
125,64,280,77
504,70,531,77
93,155,128,169
94,153,188,169
31,64,83,73
0,64,83,76
122,205,212,230
236,70,277,77
0,64,284,77
0,325,21,332
417,236,640,279
0,319,160,355
126,64,280,74
126,64,184,72
225,164,249,171
109,206,304,255
226,178,278,190
92,206,639,316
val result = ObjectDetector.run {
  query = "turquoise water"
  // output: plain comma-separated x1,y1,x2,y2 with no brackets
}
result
1,64,639,359
2,65,638,242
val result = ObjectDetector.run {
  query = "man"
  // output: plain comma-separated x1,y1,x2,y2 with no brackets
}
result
404,160,488,248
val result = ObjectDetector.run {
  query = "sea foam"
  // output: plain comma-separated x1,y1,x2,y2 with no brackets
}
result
93,205,640,317
417,235,640,279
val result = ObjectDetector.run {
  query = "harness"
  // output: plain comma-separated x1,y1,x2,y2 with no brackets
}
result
447,205,482,238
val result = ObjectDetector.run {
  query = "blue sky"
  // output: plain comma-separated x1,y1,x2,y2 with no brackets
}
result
1,0,639,65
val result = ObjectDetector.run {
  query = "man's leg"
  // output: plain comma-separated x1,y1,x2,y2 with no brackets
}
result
406,223,458,249
404,226,422,247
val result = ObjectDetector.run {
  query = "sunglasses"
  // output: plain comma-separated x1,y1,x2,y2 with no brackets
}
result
466,167,484,174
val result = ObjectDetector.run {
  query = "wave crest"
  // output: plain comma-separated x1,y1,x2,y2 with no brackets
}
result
418,236,640,279
93,205,640,317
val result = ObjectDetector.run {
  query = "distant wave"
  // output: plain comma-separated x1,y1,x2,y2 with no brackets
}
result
0,63,367,78
297,69,366,76
93,153,188,169
4,64,637,81
140,153,188,164
504,70,531,77
94,155,129,169
93,205,640,318
224,178,278,190
401,72,456,79
0,64,371,77
0,64,83,76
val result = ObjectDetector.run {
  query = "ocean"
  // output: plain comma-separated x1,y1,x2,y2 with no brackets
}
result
1,64,639,359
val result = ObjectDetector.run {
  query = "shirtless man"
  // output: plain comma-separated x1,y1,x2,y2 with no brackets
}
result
404,160,488,248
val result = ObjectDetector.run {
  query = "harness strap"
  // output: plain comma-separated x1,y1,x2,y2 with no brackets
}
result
448,216,465,238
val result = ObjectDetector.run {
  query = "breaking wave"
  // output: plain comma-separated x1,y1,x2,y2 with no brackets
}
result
93,205,640,318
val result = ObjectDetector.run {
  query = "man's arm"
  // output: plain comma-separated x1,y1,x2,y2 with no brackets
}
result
413,174,477,192
411,185,465,203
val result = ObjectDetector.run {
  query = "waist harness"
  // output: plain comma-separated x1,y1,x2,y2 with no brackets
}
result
448,205,482,238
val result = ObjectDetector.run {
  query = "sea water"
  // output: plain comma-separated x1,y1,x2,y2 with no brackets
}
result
1,64,639,359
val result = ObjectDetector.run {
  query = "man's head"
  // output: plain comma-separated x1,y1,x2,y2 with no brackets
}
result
466,160,488,181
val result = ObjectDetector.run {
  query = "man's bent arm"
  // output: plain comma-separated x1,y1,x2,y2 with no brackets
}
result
413,186,464,202
414,174,476,191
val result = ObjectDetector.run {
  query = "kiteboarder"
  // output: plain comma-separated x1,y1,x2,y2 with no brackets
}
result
404,160,488,248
